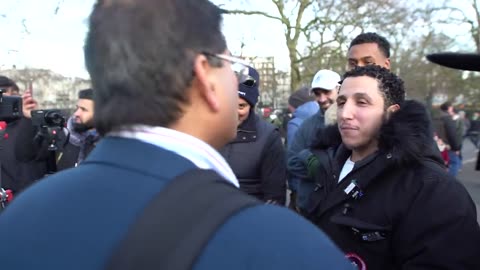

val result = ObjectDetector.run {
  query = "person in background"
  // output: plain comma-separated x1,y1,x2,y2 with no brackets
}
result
433,101,462,176
286,86,318,210
220,67,287,205
0,76,46,194
286,69,340,210
16,88,99,172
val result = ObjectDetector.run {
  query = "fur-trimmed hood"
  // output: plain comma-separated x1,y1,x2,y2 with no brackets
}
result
311,100,444,166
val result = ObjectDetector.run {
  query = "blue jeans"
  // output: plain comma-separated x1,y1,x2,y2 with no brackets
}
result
448,151,461,177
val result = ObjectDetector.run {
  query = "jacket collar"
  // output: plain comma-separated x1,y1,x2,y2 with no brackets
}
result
232,110,258,143
312,100,444,167
84,137,197,180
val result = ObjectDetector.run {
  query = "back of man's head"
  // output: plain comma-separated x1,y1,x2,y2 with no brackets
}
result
288,86,313,110
342,65,405,107
0,75,20,96
0,76,14,88
85,0,227,136
349,32,391,58
440,101,452,112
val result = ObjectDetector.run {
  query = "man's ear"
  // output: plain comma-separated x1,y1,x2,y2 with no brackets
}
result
386,103,400,118
192,54,220,112
384,58,391,70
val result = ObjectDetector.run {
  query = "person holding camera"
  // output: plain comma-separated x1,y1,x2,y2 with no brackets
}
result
16,88,99,172
0,76,47,194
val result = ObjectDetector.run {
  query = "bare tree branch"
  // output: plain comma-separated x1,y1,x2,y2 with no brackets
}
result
22,19,31,34
223,9,283,23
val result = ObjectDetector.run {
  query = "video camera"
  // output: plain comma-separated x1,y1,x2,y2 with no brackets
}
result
31,109,66,128
0,88,22,121
31,109,67,152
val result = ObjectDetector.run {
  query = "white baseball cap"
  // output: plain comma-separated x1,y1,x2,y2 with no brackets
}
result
311,69,341,91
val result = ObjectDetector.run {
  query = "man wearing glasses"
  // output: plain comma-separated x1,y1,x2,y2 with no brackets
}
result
0,1,352,269
220,66,287,205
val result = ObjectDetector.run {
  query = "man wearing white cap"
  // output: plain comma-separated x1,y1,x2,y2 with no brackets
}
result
287,69,341,210
310,70,342,113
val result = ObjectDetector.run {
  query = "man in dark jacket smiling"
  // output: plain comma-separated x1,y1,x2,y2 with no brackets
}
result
220,67,287,205
289,65,480,269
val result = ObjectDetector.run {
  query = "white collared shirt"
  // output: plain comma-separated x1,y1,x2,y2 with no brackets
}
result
338,156,355,183
108,125,239,187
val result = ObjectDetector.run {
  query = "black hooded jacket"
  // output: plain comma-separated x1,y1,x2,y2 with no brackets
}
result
291,100,480,269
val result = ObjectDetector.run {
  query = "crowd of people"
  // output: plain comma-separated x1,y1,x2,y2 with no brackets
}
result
0,0,479,269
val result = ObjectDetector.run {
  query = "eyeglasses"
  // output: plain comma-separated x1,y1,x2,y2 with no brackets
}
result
203,52,251,83
241,75,257,87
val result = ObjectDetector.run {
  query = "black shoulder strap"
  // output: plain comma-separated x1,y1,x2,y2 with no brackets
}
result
106,169,260,270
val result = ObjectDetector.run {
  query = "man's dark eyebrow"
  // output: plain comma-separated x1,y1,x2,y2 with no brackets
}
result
360,56,375,61
353,92,373,101
337,92,373,102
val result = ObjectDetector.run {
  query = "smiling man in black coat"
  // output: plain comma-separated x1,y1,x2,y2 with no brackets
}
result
289,65,480,269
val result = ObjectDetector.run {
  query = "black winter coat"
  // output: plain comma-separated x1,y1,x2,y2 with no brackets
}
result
300,100,480,269
219,112,287,204
0,118,47,193
15,121,97,172
433,111,462,151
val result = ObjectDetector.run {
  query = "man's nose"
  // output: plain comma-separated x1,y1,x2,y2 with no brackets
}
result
318,93,328,102
339,102,354,120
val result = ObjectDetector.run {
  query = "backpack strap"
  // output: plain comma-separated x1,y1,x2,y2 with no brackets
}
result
106,169,260,270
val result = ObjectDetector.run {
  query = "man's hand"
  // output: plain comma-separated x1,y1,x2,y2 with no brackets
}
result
22,90,38,119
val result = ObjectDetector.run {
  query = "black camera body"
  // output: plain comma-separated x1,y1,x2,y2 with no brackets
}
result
31,109,67,154
0,88,22,121
31,109,66,128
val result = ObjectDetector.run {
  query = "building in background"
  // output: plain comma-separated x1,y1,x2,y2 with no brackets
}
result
244,56,291,109
0,68,90,111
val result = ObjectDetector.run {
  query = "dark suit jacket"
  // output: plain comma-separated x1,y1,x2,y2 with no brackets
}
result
0,136,351,270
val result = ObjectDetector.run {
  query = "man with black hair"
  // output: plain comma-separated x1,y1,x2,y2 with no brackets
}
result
288,32,393,211
64,88,98,166
0,76,20,96
433,101,462,176
16,88,99,171
427,52,480,171
347,32,391,70
0,76,46,194
0,1,351,269
290,65,480,269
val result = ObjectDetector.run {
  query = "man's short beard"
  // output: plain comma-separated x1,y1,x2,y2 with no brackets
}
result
72,122,93,133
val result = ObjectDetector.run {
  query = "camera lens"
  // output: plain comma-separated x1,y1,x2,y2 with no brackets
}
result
45,111,65,126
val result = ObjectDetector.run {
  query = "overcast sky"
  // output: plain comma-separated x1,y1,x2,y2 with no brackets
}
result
0,0,291,79
0,0,475,80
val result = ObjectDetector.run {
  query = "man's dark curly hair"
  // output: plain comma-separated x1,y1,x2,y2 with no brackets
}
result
341,65,405,107
349,32,391,58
